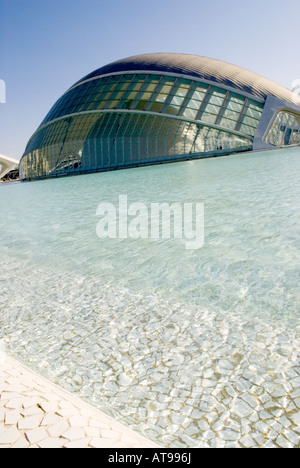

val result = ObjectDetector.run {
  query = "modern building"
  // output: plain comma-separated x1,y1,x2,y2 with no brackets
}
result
0,154,19,180
19,53,300,180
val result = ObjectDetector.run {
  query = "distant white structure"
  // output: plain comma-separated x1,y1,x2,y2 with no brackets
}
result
0,79,5,103
0,154,19,179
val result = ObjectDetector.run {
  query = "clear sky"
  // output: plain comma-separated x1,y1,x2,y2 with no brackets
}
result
0,0,299,160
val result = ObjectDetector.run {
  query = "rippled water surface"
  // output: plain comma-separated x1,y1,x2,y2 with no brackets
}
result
0,147,299,447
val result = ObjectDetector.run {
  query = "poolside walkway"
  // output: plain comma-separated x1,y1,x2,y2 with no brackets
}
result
0,353,160,448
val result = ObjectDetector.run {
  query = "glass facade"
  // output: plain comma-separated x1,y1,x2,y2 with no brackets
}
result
21,71,265,180
265,111,300,146
40,73,263,135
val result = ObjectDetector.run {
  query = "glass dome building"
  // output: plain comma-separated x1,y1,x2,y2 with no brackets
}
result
20,53,300,180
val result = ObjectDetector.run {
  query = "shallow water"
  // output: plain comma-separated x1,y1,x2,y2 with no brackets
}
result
1,147,299,327
0,147,299,447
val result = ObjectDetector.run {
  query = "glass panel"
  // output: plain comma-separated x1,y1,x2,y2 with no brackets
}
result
177,87,189,97
131,81,144,92
222,109,240,121
149,102,164,113
187,99,201,110
265,111,300,146
244,107,262,120
205,103,220,115
195,83,209,93
140,91,153,100
145,82,159,92
239,124,256,136
160,84,173,94
182,108,198,119
127,90,139,100
209,95,224,106
218,117,238,130
190,90,206,102
200,113,217,124
156,93,168,103
242,116,259,127
164,104,181,116
170,96,184,106
115,80,132,91
178,79,191,88
226,94,245,112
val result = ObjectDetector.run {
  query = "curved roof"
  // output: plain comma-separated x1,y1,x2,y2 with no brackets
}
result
75,53,300,105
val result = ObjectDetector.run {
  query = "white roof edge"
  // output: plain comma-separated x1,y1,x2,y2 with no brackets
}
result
0,154,19,165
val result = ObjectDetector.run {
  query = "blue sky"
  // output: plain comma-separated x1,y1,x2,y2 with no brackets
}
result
0,0,299,160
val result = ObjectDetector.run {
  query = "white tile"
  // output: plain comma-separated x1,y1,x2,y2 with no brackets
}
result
38,437,66,448
101,429,121,439
47,419,69,438
5,409,21,425
25,427,49,444
0,427,20,445
63,437,91,448
40,412,61,427
61,426,85,441
18,414,43,430
69,415,88,427
90,437,112,448
11,437,30,448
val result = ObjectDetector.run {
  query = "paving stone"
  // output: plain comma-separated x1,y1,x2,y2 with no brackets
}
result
38,437,66,448
10,437,30,448
63,437,91,448
18,414,43,430
101,429,121,440
0,355,160,449
90,437,112,448
40,412,61,427
61,426,85,441
21,406,44,417
0,427,20,445
47,419,69,438
5,397,26,409
5,409,21,425
69,415,89,427
25,427,49,444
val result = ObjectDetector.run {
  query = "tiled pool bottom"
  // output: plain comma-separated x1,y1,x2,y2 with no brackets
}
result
1,257,299,448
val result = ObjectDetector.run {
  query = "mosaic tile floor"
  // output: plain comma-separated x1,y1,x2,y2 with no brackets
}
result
0,353,160,448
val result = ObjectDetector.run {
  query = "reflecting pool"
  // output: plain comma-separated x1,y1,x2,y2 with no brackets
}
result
0,147,299,447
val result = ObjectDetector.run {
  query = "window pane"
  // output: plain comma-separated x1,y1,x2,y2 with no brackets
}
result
160,84,173,94
182,108,198,119
149,102,164,112
191,90,206,102
219,118,237,130
222,109,240,121
209,95,224,106
156,93,168,102
201,113,217,124
205,103,220,115
187,99,201,110
242,116,258,127
240,124,256,136
165,104,181,115
170,96,184,106
177,87,189,97
244,107,261,120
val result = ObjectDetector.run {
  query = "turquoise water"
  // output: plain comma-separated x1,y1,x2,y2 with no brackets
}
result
0,147,300,447
1,147,299,327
